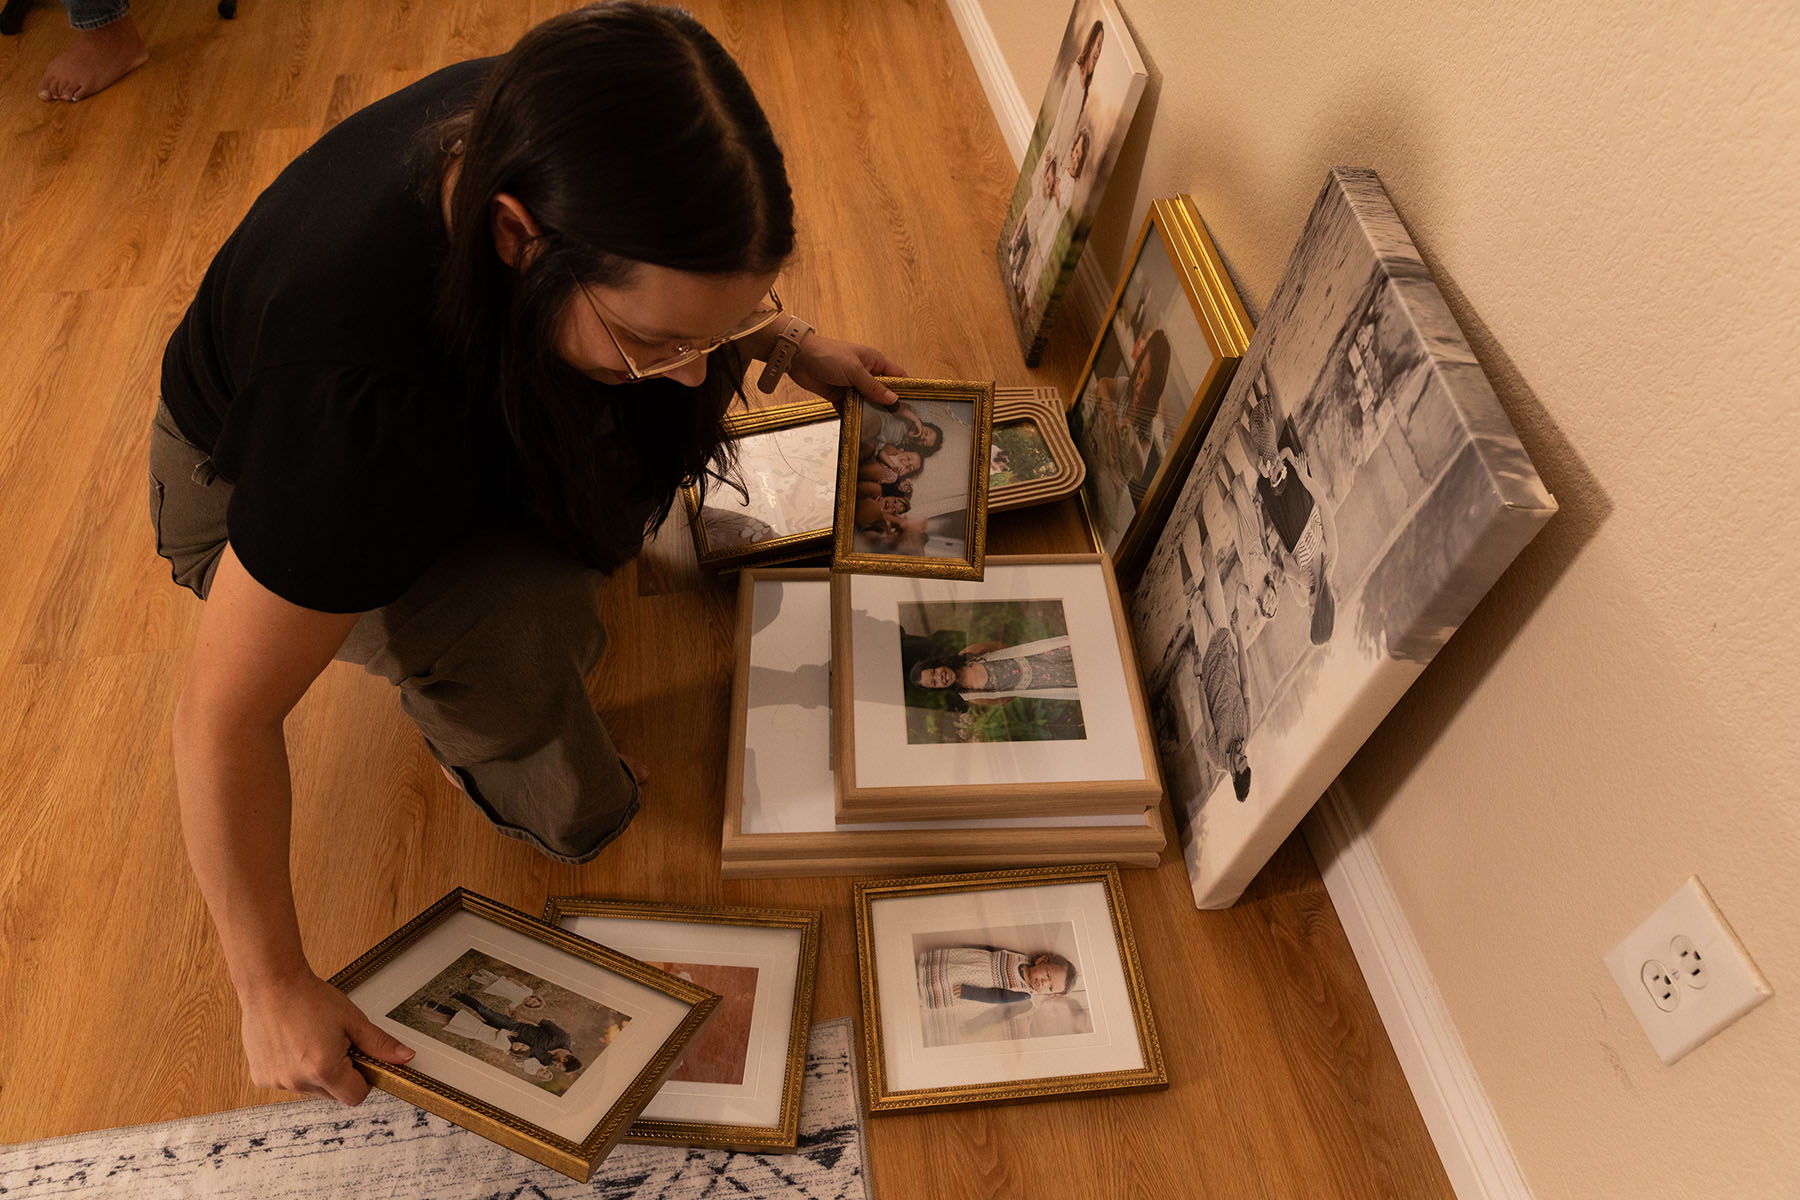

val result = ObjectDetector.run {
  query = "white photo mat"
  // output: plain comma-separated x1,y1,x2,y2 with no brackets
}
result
345,909,695,1144
555,915,802,1129
845,562,1148,789
869,881,1144,1093
743,576,1144,835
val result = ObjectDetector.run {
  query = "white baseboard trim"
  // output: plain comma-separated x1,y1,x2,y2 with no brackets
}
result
944,0,1113,351
1303,783,1535,1200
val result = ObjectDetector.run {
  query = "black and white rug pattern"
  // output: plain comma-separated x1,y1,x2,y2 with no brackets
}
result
1,1018,867,1199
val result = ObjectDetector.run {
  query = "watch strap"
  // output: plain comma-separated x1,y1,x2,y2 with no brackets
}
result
756,315,813,393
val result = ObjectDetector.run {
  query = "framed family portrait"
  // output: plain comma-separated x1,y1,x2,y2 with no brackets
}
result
330,889,719,1182
543,898,822,1153
833,377,993,581
721,568,1166,877
855,863,1165,1113
989,386,1086,512
1070,196,1252,579
830,554,1164,823
681,398,840,570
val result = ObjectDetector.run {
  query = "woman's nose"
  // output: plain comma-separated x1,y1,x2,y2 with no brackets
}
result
666,352,711,387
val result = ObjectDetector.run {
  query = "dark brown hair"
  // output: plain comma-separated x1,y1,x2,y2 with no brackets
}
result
425,3,795,569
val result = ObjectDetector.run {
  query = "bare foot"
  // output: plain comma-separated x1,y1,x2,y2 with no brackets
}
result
38,17,148,102
621,754,651,786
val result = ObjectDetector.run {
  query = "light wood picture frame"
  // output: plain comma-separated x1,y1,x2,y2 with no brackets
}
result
681,398,841,570
1069,196,1252,581
832,376,993,581
542,898,822,1154
855,863,1167,1114
330,889,719,1182
989,386,1086,512
721,567,1166,877
830,554,1165,823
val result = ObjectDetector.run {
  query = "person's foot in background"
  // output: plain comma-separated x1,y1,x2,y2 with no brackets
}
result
39,14,147,101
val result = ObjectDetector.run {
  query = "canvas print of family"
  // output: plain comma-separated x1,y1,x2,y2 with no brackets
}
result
897,598,1086,745
998,0,1145,363
388,949,632,1097
913,923,1091,1048
1129,169,1555,905
852,395,975,558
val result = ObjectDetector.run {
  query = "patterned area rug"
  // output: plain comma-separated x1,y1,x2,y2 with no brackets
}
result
1,1019,867,1199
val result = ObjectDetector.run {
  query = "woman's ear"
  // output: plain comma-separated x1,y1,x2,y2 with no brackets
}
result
490,192,544,269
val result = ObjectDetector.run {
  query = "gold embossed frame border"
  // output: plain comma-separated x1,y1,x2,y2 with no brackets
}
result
833,376,993,582
330,888,720,1182
854,863,1166,1114
542,897,822,1153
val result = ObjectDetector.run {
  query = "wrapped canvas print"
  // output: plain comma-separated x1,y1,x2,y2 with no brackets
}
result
997,0,1146,365
1130,168,1557,908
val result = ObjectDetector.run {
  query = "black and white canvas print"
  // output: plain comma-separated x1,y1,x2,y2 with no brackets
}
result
852,395,975,558
1131,168,1557,909
914,923,1092,1047
997,0,1146,364
1070,220,1221,559
388,948,632,1096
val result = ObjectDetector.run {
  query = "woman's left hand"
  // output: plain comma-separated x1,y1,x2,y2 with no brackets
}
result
787,334,907,408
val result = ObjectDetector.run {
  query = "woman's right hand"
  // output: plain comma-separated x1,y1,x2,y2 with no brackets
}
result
239,970,416,1105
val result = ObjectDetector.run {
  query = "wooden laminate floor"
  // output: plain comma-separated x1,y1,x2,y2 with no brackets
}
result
0,3,1453,1196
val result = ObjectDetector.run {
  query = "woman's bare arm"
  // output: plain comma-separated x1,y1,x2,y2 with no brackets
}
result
174,544,414,1104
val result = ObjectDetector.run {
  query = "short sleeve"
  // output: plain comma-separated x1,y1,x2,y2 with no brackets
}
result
212,364,478,612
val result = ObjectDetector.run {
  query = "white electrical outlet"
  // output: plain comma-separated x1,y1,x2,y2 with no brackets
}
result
1605,875,1773,1065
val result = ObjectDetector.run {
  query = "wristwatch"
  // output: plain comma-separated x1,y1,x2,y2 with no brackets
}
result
756,314,813,393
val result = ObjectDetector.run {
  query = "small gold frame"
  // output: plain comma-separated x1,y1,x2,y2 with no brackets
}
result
989,386,1087,512
854,863,1167,1113
1069,196,1252,581
681,398,842,570
832,376,993,582
329,888,720,1182
541,897,823,1154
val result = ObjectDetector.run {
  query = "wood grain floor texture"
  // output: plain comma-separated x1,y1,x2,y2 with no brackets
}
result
0,3,1452,1196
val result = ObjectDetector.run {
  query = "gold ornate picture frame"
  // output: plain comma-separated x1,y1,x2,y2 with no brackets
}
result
721,567,1166,878
989,386,1086,512
854,863,1166,1113
330,889,719,1182
832,376,993,582
1069,196,1252,580
681,398,841,570
542,898,822,1154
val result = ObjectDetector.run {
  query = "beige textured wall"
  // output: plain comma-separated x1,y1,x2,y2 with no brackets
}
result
980,1,1800,1196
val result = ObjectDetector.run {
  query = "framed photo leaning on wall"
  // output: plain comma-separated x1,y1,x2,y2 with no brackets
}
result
1069,196,1251,580
855,863,1166,1114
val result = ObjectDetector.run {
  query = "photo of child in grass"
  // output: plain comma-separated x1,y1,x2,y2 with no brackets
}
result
913,924,1092,1047
388,948,632,1098
898,599,1086,744
989,420,1058,488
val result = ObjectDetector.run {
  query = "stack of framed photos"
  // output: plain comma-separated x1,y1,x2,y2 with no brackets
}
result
721,556,1169,879
681,384,1084,574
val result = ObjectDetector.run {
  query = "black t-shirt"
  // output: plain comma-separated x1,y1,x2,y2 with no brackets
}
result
160,60,512,613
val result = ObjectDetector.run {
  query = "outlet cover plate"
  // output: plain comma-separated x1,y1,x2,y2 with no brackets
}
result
1605,875,1773,1064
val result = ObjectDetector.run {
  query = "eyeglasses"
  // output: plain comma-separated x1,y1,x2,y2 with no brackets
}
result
574,278,784,381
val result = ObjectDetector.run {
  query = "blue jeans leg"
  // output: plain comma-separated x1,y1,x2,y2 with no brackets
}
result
62,0,130,31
